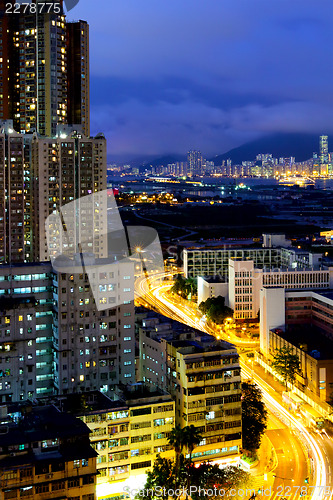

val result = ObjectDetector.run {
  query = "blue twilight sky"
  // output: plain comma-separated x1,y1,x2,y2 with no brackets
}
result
67,0,333,160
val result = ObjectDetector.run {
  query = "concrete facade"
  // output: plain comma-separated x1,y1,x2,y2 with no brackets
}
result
0,260,135,402
137,312,242,462
197,276,228,305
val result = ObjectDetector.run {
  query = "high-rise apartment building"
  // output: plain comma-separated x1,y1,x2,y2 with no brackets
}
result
0,0,89,137
67,20,90,137
0,262,54,402
31,126,107,262
0,123,107,264
0,259,135,403
0,0,67,136
53,259,136,396
0,2,13,120
0,121,34,263
187,150,203,176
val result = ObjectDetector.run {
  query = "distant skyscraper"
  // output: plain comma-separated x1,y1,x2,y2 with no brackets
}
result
320,135,329,164
67,20,90,137
187,150,203,176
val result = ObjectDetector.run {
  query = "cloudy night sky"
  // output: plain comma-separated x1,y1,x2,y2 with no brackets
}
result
67,0,333,161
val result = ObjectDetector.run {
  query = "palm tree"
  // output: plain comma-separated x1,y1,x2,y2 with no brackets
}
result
168,425,184,472
182,425,203,494
182,425,203,463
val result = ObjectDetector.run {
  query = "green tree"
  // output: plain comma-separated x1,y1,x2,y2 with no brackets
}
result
182,424,203,463
182,424,203,492
170,275,198,299
168,424,184,473
140,455,177,500
184,277,197,297
271,346,300,389
170,275,188,299
199,295,233,324
139,458,252,500
189,463,252,499
242,382,268,456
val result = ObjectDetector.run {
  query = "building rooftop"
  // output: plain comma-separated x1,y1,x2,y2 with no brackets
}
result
0,404,90,445
316,290,333,302
138,309,236,352
200,275,227,283
41,389,172,415
167,337,237,355
271,325,333,360
0,403,96,467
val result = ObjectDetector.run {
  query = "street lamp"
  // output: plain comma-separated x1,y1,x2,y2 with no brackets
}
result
273,474,294,493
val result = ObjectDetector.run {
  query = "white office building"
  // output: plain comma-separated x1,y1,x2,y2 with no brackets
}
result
228,258,333,320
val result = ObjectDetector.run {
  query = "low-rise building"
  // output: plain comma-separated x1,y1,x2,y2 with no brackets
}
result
197,276,228,305
56,389,175,499
259,288,333,402
0,402,97,500
183,233,322,279
268,325,333,401
137,312,242,462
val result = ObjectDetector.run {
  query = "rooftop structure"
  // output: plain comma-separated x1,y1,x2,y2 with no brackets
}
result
0,401,97,499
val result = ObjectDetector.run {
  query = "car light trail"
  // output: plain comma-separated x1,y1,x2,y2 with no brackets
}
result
136,272,327,500
241,364,326,500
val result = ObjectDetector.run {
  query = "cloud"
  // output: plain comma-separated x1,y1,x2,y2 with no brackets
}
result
72,0,333,157
91,98,333,158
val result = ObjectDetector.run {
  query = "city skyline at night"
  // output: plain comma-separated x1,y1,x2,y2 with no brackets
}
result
68,0,333,159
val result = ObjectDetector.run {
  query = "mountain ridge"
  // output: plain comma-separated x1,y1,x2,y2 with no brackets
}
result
210,132,323,165
107,132,327,167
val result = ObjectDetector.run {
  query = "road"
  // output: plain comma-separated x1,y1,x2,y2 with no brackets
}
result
265,411,308,500
135,271,332,500
135,272,259,348
241,363,328,500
